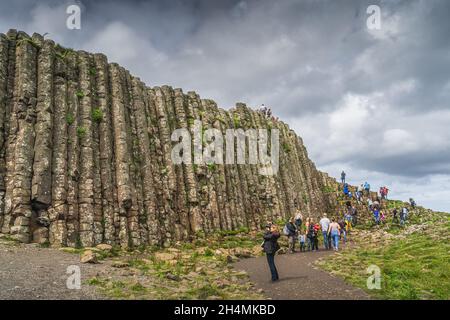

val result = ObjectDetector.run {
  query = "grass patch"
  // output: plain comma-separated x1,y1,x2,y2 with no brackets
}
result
318,218,450,299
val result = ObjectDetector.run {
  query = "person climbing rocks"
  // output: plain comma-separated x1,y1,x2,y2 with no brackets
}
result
392,208,399,223
373,207,380,225
328,218,341,251
380,210,386,224
373,198,380,210
343,183,349,196
284,217,297,253
384,187,389,200
400,207,409,226
294,211,303,228
364,181,370,196
262,224,280,282
357,184,364,202
338,218,347,243
344,211,352,232
351,205,358,226
319,213,331,250
409,198,416,208
367,198,373,211
341,170,346,184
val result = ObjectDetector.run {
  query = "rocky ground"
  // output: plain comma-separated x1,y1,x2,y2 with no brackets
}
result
0,235,102,299
1,206,447,300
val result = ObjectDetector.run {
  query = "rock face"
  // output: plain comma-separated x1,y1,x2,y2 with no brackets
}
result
0,30,339,247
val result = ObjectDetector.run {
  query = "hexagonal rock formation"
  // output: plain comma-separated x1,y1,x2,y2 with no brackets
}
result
0,30,339,247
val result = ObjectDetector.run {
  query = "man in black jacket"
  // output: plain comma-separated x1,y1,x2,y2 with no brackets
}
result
285,218,297,253
263,224,280,282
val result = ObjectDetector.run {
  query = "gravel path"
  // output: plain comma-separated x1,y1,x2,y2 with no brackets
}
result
0,239,104,300
234,248,371,300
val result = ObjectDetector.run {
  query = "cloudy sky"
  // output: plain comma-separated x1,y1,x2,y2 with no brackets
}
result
1,0,449,211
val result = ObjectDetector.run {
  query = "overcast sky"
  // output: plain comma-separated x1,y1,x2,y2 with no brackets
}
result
1,0,449,212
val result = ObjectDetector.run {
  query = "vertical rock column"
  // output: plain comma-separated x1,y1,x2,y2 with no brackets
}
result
0,34,9,229
77,52,95,246
31,36,54,219
8,33,38,242
1,30,18,234
48,51,68,245
65,52,81,247
132,78,159,244
109,64,132,247
94,54,116,245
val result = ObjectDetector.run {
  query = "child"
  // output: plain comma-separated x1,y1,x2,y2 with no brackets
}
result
298,233,306,252
380,210,386,223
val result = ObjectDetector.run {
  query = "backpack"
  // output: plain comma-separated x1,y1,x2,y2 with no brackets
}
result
283,225,290,236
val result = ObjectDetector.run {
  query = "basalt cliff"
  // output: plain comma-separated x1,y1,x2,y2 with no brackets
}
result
0,30,339,247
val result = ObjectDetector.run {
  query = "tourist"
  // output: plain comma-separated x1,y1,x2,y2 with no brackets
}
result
380,210,386,224
313,222,320,251
307,219,317,251
262,224,280,282
392,208,399,223
294,211,303,229
341,170,346,184
343,183,349,196
338,218,346,243
409,198,416,208
351,205,358,226
400,207,409,226
284,217,297,253
298,232,306,252
328,218,341,251
319,213,331,250
373,207,380,225
364,181,370,196
344,211,352,232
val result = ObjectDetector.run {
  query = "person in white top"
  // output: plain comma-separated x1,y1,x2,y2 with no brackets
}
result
319,213,331,250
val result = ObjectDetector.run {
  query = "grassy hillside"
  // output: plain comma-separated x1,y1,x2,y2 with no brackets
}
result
316,206,449,299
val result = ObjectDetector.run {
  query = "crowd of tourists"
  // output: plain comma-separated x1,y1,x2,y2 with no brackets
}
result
261,171,418,282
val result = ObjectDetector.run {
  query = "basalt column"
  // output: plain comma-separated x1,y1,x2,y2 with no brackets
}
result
0,30,342,246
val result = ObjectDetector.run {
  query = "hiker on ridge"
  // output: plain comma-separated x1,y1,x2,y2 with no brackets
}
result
409,198,416,208
262,223,280,282
341,171,346,184
319,213,331,250
364,181,370,196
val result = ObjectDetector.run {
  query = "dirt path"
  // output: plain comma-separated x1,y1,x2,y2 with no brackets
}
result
234,248,371,300
0,240,105,300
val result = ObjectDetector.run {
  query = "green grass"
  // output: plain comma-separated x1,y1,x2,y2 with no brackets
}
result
91,107,103,123
318,217,450,299
76,126,86,138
